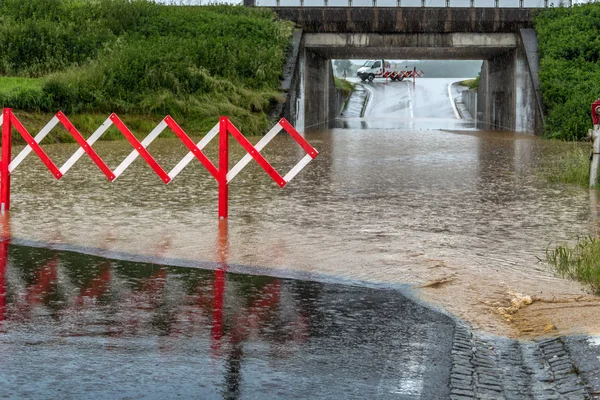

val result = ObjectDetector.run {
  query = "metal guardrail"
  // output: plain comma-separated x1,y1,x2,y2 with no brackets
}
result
259,0,572,7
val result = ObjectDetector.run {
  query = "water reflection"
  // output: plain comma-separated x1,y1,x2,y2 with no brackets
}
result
0,217,454,399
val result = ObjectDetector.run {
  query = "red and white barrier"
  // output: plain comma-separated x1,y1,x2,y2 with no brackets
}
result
0,108,318,219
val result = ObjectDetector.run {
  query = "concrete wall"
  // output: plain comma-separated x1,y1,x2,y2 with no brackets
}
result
478,51,515,131
303,32,518,60
273,8,535,34
303,48,338,129
476,31,540,133
519,28,544,133
272,29,303,125
462,88,478,121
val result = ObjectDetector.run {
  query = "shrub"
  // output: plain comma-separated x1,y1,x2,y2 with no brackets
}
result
534,3,600,140
0,1,294,136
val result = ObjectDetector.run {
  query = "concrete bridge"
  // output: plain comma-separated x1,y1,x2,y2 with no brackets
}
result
273,7,543,133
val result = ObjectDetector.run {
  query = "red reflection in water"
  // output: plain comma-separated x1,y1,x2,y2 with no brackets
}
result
77,262,111,306
211,220,228,355
0,213,9,322
25,255,58,306
0,215,310,362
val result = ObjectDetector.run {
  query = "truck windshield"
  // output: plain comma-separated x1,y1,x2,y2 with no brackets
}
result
363,60,374,67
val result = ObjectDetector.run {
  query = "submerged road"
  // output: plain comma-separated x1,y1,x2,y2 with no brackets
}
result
0,78,599,398
337,77,474,130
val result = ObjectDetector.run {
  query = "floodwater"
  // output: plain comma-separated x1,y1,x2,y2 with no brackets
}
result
0,243,453,399
3,78,600,339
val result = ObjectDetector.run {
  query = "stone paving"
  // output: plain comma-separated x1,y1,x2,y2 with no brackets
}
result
450,324,600,400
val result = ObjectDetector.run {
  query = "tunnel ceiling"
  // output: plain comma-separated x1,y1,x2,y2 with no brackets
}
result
304,33,517,60
305,47,512,60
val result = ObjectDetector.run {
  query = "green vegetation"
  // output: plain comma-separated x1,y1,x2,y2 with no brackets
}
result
546,236,600,294
459,76,479,90
0,0,294,140
334,77,355,98
534,3,600,140
542,145,591,186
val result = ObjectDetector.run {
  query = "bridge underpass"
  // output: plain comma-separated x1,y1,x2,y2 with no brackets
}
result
276,8,543,133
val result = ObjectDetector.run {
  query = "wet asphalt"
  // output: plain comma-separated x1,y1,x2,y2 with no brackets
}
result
0,244,454,399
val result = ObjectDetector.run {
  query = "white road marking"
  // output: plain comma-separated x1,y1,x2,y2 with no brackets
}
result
361,84,376,118
448,82,462,119
408,84,414,119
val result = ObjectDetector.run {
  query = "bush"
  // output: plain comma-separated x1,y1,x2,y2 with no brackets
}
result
0,1,294,136
534,3,600,140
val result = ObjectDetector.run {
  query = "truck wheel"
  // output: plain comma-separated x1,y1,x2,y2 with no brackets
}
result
398,76,404,82
361,77,366,82
368,74,374,82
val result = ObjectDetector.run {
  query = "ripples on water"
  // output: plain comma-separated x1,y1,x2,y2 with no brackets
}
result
0,243,453,399
3,126,597,286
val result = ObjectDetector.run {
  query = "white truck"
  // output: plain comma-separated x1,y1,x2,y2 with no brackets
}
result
356,60,423,82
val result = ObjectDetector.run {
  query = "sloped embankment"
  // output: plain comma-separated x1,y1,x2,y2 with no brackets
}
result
0,1,294,140
534,3,600,140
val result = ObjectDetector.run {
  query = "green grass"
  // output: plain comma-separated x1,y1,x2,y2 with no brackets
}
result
546,236,600,294
534,3,600,140
0,77,44,95
459,77,479,90
334,77,355,97
542,145,591,187
0,1,294,138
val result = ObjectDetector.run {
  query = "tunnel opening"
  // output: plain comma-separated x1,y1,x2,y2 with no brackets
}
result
290,28,542,134
331,59,483,130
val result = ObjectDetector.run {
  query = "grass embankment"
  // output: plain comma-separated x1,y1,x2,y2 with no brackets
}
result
543,145,590,187
547,237,600,294
534,4,600,290
0,0,294,142
333,77,355,98
543,146,600,292
535,3,600,140
459,76,479,90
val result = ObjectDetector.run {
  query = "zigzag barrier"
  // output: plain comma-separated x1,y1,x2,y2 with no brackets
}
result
0,108,319,219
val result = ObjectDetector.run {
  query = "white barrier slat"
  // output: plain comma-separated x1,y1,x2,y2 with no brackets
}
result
0,114,3,127
113,120,167,180
227,123,282,183
282,154,312,183
9,116,59,173
167,123,219,180
59,117,113,175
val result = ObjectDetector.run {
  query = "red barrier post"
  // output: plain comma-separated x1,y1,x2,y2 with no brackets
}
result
1,109,12,212
0,213,9,322
218,117,229,219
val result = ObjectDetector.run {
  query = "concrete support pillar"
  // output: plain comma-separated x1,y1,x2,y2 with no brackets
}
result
303,50,336,130
514,44,536,133
476,38,539,134
477,50,516,132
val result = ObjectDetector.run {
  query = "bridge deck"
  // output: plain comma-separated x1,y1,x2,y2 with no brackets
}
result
273,7,534,33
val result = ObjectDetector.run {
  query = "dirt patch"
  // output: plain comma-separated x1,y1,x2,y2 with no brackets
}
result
417,257,600,339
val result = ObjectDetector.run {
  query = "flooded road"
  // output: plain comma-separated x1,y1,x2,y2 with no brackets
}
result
2,78,600,339
337,78,475,130
0,244,453,399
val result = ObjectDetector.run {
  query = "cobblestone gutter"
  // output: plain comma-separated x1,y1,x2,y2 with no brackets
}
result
451,325,600,400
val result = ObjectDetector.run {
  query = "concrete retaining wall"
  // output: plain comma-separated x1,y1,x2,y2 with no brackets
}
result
461,88,478,121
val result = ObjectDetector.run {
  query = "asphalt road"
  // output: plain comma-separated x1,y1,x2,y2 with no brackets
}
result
337,77,475,130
